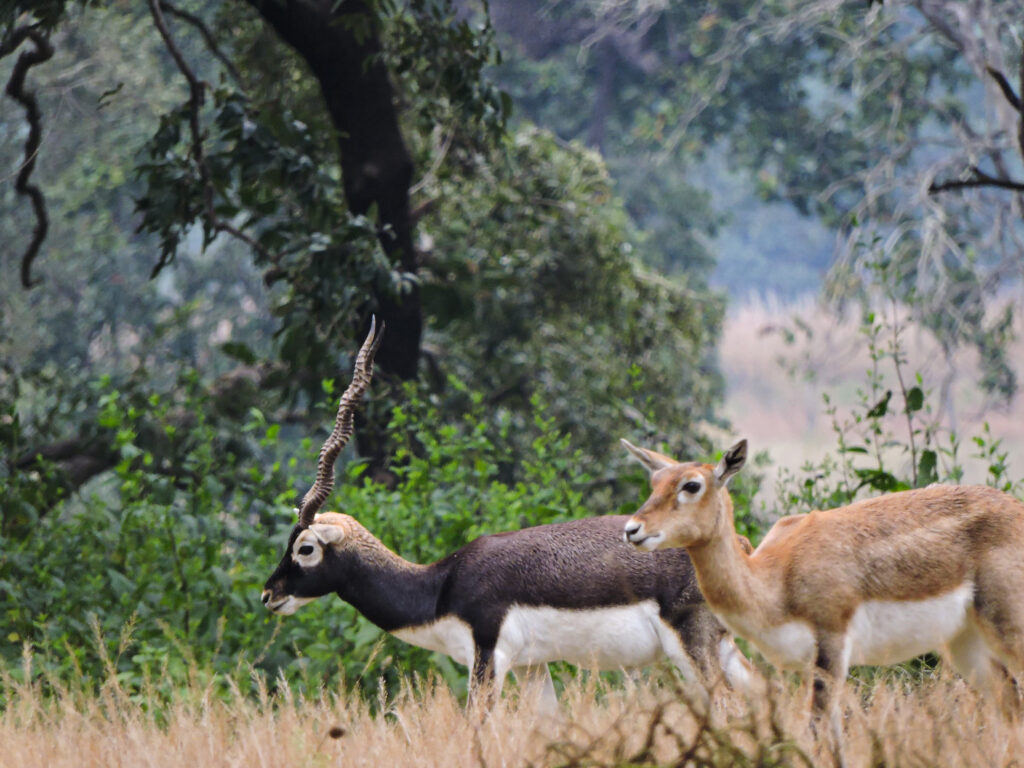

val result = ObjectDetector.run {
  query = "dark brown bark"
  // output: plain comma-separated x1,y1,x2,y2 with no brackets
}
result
245,0,422,382
2,26,55,288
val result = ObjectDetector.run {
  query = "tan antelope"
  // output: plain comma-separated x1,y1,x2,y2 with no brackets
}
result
621,438,1024,757
261,323,753,713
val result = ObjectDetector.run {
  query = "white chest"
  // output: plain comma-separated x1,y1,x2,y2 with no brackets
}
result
718,611,817,670
392,616,476,668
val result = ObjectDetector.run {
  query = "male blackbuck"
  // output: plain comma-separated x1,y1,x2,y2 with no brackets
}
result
260,323,753,712
622,437,1024,757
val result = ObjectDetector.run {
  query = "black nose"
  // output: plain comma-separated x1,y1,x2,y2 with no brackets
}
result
624,522,641,539
261,589,271,605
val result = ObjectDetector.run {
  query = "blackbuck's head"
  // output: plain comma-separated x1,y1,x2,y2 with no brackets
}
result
261,320,383,615
622,439,747,550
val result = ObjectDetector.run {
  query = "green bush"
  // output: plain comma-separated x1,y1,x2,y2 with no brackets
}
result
1,374,651,704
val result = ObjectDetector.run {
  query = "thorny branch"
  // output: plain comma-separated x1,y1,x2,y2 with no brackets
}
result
146,0,277,276
2,24,55,289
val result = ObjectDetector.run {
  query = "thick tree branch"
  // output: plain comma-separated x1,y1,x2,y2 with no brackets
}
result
2,25,54,289
244,0,422,382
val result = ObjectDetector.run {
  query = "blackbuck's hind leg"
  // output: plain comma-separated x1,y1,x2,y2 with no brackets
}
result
513,665,559,717
810,633,849,768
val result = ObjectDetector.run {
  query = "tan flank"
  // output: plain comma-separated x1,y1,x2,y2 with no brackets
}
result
622,438,1024,763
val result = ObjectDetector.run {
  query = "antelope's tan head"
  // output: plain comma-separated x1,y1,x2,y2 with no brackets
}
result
622,439,747,550
261,320,383,615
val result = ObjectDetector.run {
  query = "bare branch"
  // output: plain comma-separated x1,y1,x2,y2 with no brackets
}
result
146,0,276,274
929,165,1024,194
2,25,55,289
986,65,1021,112
158,1,245,87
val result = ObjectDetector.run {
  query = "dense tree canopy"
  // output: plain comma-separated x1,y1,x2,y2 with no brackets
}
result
3,0,1023,700
1,0,726,511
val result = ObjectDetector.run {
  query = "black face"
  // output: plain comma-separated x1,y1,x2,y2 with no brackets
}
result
260,525,339,615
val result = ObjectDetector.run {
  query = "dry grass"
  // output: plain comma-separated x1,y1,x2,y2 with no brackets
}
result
3,663,1024,768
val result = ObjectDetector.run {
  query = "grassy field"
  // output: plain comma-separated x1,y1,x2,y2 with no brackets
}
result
3,663,1024,767
6,297,1023,767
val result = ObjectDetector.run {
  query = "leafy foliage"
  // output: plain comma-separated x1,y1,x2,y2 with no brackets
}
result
0,374,646,701
774,302,1022,518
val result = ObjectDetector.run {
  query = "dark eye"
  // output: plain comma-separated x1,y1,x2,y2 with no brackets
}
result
681,481,702,494
297,544,315,556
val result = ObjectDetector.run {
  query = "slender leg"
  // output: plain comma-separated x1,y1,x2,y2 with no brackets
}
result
947,621,1002,691
469,645,497,712
514,665,559,716
811,633,849,768
971,567,1024,716
657,610,716,712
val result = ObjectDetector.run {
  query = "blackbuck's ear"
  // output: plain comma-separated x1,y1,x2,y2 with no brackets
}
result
620,438,675,474
310,521,346,547
713,440,747,485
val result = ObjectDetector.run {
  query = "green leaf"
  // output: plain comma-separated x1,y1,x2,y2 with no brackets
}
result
220,342,258,365
918,450,938,485
865,390,892,418
905,386,924,412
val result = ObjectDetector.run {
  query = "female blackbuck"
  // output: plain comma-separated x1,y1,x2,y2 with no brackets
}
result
260,323,753,712
622,437,1024,757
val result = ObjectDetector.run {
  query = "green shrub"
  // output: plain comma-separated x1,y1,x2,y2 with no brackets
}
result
0,374,641,704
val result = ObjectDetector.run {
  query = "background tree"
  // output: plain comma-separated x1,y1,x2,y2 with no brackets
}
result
1,0,721,508
488,0,1023,414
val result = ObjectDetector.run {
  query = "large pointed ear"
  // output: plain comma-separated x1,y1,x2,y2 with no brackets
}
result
620,438,675,474
713,439,747,485
309,518,347,546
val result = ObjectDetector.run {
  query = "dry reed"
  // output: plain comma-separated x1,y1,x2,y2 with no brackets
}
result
3,660,1024,768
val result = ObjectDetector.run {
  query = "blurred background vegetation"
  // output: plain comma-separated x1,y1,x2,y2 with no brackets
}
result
2,0,1023,700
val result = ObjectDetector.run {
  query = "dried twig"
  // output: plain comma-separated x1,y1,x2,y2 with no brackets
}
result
986,65,1021,112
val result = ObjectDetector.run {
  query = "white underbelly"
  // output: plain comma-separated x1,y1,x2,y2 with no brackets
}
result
719,583,975,671
847,583,973,666
496,600,668,669
391,601,685,673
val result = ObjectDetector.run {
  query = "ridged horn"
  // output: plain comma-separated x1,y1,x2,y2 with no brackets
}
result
297,317,384,528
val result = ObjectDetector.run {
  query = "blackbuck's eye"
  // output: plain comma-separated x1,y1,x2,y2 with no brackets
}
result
681,481,702,494
297,544,315,556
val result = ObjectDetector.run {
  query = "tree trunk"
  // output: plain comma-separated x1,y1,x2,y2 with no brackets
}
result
245,0,422,382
